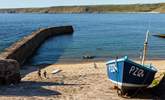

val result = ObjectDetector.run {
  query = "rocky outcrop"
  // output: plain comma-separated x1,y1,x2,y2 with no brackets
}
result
0,58,20,85
0,26,74,65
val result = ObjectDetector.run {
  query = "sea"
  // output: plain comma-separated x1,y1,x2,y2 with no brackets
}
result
0,13,165,65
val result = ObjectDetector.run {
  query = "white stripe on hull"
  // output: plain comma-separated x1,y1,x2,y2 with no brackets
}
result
109,79,148,88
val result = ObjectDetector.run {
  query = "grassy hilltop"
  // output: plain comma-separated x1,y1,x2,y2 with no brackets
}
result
0,3,165,13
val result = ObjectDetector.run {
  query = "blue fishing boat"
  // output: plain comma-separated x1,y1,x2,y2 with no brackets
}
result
106,31,157,95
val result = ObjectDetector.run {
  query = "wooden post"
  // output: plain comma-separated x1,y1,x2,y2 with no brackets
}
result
142,30,149,65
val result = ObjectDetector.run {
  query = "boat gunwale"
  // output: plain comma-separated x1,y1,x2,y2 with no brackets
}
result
106,56,157,72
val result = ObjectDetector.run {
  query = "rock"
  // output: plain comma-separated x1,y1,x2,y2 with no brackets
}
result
82,55,95,59
0,58,21,85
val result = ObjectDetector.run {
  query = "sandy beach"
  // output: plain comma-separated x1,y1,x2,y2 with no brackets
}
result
0,60,164,100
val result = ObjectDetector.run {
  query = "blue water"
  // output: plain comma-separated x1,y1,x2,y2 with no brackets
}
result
0,13,165,65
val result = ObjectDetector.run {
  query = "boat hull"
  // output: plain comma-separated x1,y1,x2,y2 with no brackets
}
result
106,56,157,92
153,34,165,38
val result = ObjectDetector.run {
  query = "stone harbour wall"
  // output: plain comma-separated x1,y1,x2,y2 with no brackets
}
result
0,25,74,65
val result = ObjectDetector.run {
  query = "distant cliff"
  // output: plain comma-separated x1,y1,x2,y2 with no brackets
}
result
0,3,165,13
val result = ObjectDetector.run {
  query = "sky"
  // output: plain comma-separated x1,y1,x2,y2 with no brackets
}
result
0,0,165,8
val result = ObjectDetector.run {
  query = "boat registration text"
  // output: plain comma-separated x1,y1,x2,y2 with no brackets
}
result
129,66,144,78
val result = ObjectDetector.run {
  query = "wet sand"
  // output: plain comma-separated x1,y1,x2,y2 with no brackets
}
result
0,60,164,100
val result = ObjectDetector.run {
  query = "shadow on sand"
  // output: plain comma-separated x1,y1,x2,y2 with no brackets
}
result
0,81,86,97
123,74,165,99
152,75,165,99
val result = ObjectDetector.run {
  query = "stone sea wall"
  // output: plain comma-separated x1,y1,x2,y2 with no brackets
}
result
0,26,74,65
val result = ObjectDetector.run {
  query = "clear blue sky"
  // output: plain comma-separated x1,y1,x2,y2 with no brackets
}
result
0,0,165,8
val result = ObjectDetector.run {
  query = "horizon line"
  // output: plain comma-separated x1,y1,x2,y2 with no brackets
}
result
0,2,164,9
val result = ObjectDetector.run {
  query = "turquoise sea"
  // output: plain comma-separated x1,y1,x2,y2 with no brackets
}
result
0,13,165,65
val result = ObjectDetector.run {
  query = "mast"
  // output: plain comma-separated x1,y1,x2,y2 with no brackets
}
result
142,30,149,65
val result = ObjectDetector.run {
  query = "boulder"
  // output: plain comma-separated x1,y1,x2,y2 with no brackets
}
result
0,58,21,85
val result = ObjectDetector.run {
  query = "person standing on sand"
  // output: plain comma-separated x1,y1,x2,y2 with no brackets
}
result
38,68,42,79
94,62,97,69
43,70,47,79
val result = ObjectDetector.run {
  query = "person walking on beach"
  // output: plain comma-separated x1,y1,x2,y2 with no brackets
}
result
94,62,97,69
38,68,42,79
43,70,47,79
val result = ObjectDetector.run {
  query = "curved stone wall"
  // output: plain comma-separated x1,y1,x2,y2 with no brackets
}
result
0,26,74,65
